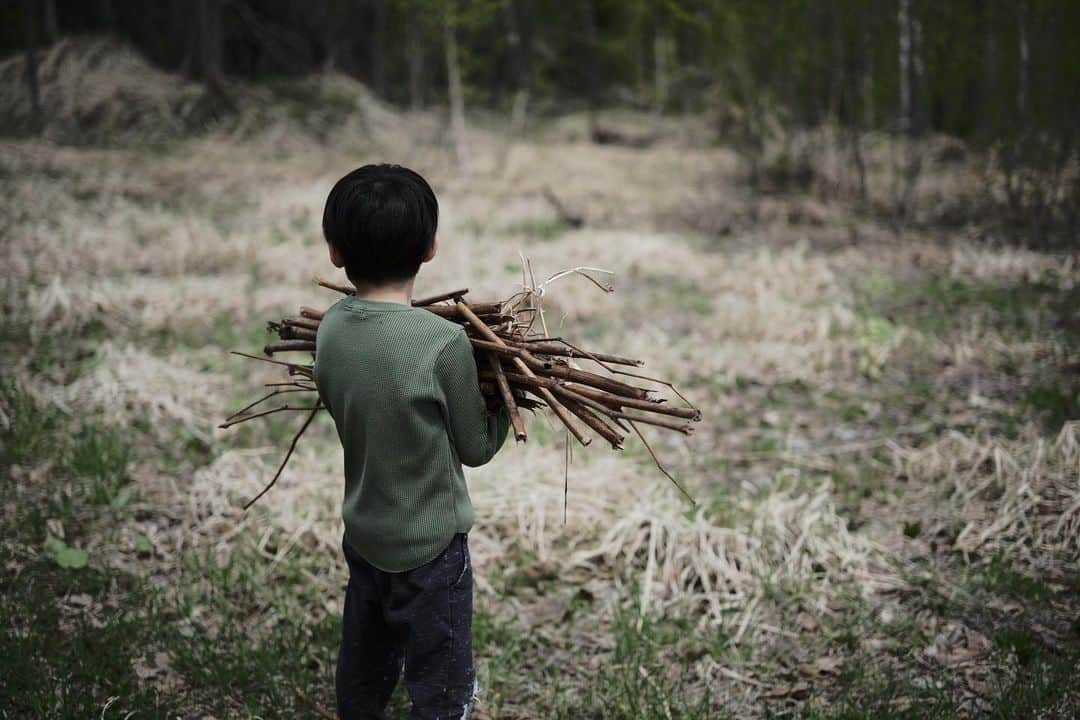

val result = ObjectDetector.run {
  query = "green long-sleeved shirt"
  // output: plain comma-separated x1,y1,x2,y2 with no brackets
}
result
313,295,510,572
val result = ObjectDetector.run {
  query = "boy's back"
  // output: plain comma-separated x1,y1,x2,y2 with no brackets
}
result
314,294,509,572
317,163,505,718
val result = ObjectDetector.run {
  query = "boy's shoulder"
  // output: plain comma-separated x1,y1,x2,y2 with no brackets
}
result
321,296,465,347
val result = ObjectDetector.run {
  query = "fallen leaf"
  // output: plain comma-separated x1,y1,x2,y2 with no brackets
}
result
761,681,811,699
807,655,844,676
67,593,94,608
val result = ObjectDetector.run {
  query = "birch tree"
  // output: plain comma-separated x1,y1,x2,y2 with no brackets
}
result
444,0,467,166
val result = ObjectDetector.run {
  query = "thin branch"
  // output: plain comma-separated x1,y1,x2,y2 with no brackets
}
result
225,388,314,422
557,337,698,411
628,420,695,505
231,350,313,375
413,288,469,305
243,403,322,511
458,300,591,447
219,404,322,429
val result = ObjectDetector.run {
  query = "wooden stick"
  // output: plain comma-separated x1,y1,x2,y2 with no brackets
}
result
601,407,694,434
469,338,650,399
558,337,699,411
548,383,629,431
283,316,321,331
278,326,317,342
557,396,624,449
243,404,323,510
292,301,504,324
315,275,355,295
560,382,701,420
493,335,642,366
479,382,542,410
486,352,527,442
530,360,651,399
480,368,698,422
413,288,469,306
547,380,692,433
425,304,504,319
264,340,316,355
457,301,591,447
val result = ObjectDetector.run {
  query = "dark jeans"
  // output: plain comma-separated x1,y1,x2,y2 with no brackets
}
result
336,534,476,720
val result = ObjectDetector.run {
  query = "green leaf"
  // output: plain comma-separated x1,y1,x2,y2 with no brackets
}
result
43,535,66,557
43,535,89,569
54,546,89,569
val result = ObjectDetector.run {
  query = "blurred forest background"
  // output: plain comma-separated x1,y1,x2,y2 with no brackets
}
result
2,1,1079,719
3,0,1079,245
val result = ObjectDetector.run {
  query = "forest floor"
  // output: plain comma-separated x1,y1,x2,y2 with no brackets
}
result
3,70,1080,718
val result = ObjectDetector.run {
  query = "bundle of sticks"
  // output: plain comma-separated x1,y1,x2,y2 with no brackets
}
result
223,273,700,509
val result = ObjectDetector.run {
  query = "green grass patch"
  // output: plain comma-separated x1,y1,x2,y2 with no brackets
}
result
802,643,1080,719
473,605,529,715
553,610,718,718
976,553,1057,603
853,268,1074,344
799,658,961,719
1,365,342,718
0,558,183,719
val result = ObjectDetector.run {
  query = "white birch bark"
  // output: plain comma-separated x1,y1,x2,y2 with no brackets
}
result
897,0,911,133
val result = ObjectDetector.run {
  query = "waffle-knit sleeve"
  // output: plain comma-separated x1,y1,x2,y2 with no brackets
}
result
433,329,510,467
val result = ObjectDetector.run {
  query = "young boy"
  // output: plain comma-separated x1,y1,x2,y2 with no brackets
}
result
313,164,511,719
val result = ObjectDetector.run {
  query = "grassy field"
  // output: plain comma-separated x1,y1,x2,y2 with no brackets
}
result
2,63,1079,718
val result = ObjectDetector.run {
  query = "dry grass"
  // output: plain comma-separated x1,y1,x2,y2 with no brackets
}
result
3,42,1078,718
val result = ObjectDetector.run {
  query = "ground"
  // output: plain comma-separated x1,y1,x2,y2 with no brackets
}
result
2,72,1079,719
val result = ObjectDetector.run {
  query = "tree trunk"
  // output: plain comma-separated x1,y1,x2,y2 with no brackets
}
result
174,0,194,77
444,1,467,165
1017,0,1029,118
503,0,530,134
979,0,995,139
862,4,876,130
408,1,425,110
911,13,926,136
43,0,58,43
580,0,599,139
372,0,388,96
653,28,672,114
100,0,115,34
196,0,227,96
897,0,911,134
22,0,43,135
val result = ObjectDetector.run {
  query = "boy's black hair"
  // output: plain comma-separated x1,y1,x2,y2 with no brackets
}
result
322,164,438,286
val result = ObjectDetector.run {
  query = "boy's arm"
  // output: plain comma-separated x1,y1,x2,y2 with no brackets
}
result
434,330,511,467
